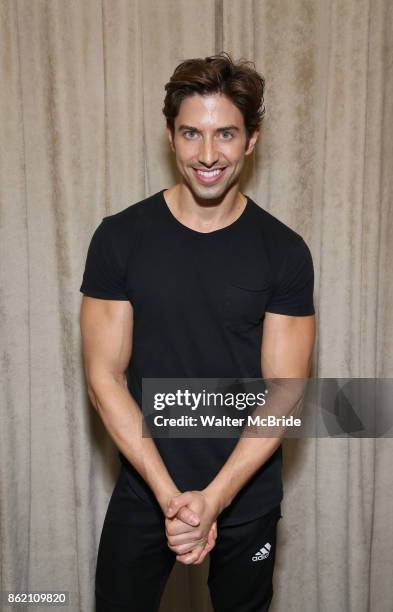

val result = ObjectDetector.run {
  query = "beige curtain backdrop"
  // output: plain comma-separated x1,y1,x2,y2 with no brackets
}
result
1,0,392,610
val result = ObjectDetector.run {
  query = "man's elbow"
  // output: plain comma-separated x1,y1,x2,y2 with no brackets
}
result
85,371,127,411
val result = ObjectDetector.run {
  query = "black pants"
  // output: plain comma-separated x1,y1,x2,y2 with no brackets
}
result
95,466,282,612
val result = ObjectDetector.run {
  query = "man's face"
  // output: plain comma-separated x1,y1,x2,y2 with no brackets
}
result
167,93,259,201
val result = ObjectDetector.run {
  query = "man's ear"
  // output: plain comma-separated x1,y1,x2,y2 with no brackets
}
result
166,127,176,153
245,128,260,156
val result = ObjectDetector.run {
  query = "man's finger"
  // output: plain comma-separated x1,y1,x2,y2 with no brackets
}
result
176,505,200,526
166,529,202,547
176,543,205,565
166,492,195,518
192,522,217,565
169,540,204,555
193,545,210,565
165,516,196,537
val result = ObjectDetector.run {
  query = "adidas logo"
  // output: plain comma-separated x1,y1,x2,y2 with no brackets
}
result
252,542,271,562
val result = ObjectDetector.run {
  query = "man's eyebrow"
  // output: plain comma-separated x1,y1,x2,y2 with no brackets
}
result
177,124,240,132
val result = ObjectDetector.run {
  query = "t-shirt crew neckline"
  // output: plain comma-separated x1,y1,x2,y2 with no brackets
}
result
160,188,250,237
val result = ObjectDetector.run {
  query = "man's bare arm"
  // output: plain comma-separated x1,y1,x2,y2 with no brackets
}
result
80,295,199,525
165,312,315,563
201,312,316,515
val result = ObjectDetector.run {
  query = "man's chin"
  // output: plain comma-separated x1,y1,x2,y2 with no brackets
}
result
184,179,231,204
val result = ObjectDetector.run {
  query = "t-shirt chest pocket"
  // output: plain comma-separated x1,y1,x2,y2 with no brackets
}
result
225,283,269,332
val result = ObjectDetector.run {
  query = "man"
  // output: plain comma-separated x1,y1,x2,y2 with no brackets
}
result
80,53,315,612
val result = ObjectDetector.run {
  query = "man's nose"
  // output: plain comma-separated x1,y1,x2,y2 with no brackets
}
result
198,137,219,167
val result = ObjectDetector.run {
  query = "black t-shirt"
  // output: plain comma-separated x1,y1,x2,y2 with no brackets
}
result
80,189,315,525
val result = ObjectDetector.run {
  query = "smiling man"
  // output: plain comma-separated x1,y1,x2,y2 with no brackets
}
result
80,53,315,612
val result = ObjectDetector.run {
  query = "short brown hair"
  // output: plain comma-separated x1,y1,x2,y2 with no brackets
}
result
163,52,265,139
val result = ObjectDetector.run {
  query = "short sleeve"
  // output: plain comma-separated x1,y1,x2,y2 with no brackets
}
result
79,217,129,300
265,237,315,316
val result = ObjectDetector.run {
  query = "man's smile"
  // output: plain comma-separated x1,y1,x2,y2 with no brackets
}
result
191,166,227,185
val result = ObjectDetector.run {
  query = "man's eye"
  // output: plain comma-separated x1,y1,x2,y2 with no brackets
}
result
221,131,233,140
184,131,198,139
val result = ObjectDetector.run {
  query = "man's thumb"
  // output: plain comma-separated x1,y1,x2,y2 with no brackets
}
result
166,492,199,523
177,505,200,526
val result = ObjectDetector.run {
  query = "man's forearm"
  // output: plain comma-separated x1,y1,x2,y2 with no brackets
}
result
88,377,180,511
203,380,307,514
203,436,282,514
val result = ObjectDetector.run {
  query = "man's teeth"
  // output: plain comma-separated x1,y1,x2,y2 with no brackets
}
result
196,169,223,177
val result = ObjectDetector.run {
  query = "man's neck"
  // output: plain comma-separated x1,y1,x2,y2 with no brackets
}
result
163,183,247,234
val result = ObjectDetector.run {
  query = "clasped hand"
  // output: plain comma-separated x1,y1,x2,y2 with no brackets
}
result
164,491,219,565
